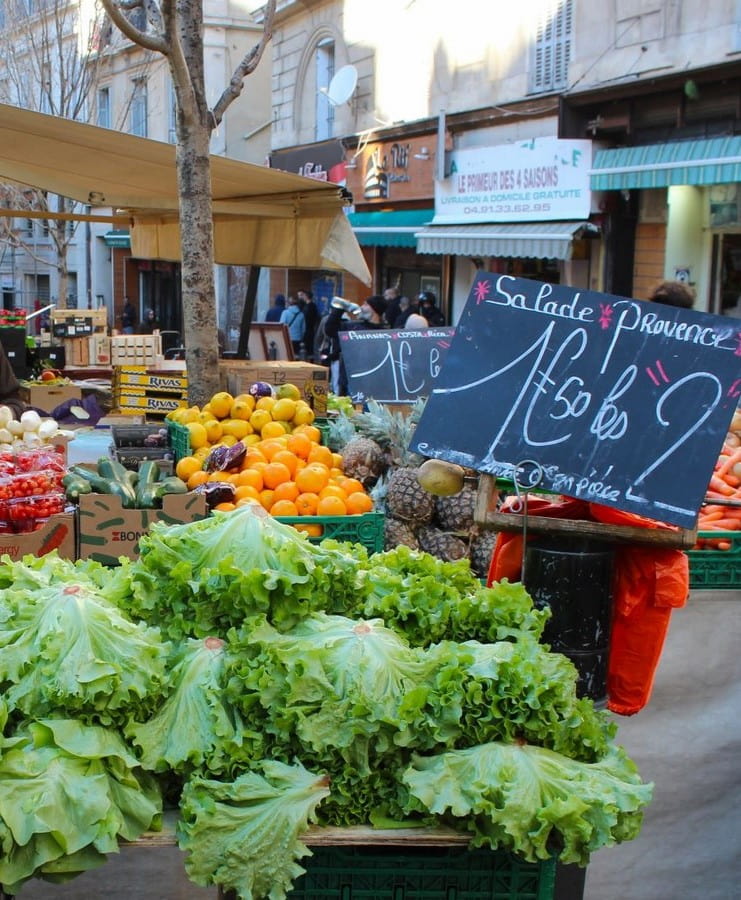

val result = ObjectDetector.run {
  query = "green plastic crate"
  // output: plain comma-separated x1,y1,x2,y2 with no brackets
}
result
285,846,556,900
277,512,385,554
687,530,741,589
167,419,191,461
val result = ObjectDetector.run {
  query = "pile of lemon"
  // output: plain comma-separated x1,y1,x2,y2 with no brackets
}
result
167,384,316,455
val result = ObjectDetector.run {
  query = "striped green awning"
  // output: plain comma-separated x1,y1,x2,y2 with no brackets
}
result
414,221,595,260
347,209,433,247
590,137,741,190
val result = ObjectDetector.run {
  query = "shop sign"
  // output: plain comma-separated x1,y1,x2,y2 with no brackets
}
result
412,272,741,528
344,136,436,204
433,138,592,224
269,140,347,185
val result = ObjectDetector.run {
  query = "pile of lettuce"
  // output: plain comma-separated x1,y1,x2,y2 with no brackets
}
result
0,504,653,900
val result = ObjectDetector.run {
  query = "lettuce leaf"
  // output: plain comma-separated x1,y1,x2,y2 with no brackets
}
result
123,505,361,641
402,741,653,866
0,719,161,894
126,637,244,775
177,760,330,900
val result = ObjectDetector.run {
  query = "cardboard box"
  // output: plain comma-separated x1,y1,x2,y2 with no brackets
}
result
77,491,208,565
0,512,76,561
20,383,83,412
218,360,329,414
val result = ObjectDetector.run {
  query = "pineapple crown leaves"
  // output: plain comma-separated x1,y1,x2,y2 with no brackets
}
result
351,398,426,467
326,412,358,452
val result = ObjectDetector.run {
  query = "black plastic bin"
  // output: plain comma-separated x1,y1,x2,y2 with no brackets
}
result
523,538,614,702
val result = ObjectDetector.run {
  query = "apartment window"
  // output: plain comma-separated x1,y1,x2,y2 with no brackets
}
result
531,0,573,93
168,80,177,144
130,79,147,137
67,273,78,308
315,39,335,142
97,87,111,129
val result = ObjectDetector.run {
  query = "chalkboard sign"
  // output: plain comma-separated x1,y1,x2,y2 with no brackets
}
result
340,327,455,402
411,274,741,528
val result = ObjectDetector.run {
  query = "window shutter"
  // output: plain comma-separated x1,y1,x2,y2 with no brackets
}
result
531,0,572,93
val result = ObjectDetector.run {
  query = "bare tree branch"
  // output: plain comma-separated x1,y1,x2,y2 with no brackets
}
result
100,0,169,54
211,0,276,125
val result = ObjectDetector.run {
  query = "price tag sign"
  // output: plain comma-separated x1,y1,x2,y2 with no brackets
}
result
411,274,741,528
340,327,455,403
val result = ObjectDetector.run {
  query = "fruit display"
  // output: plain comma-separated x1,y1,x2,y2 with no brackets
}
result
168,385,375,520
0,444,67,533
325,400,490,574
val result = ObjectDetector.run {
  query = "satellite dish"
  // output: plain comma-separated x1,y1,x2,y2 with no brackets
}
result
325,65,358,107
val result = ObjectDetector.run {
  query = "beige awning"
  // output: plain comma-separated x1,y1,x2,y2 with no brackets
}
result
0,102,371,284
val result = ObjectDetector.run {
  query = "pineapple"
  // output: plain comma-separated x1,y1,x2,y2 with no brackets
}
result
469,529,498,579
340,436,387,487
384,516,420,550
434,484,476,532
386,466,435,524
417,526,469,562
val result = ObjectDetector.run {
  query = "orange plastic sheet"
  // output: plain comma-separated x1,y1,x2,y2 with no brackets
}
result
486,497,689,715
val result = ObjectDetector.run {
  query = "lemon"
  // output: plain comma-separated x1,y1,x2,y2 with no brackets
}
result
261,420,289,439
276,383,301,401
209,391,234,419
256,395,276,413
249,408,272,432
186,421,208,450
180,406,201,425
292,404,315,426
271,398,297,421
221,418,252,440
203,419,224,443
230,397,255,420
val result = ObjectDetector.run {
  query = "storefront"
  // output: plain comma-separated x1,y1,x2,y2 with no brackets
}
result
413,138,602,322
590,136,741,314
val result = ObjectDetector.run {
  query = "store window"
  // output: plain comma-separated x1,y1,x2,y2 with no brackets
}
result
530,0,573,94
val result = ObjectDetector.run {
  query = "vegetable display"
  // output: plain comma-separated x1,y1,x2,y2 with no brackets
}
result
0,504,653,898
696,410,741,546
64,457,187,509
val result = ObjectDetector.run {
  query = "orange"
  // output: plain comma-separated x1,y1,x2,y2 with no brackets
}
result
236,497,261,508
295,492,319,515
236,468,264,491
307,445,334,468
242,448,267,467
259,488,275,510
331,452,344,469
209,392,234,419
295,463,330,494
272,480,300,503
263,461,292,489
270,499,299,517
258,438,288,461
214,501,237,512
292,423,321,443
208,470,231,482
286,432,313,459
272,449,299,476
346,491,374,514
293,522,323,537
235,484,261,502
175,455,202,482
319,484,348,501
187,469,210,489
340,477,365,497
317,495,347,516
329,467,344,480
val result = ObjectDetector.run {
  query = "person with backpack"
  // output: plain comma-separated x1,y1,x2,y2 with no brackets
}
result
280,295,306,356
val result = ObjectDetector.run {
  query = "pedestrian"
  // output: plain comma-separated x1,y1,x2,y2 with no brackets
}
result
0,343,25,418
139,308,160,334
383,286,402,329
298,289,320,358
392,295,413,328
323,295,388,395
648,281,695,309
121,297,137,334
265,294,286,322
417,290,445,326
280,295,306,356
404,311,429,329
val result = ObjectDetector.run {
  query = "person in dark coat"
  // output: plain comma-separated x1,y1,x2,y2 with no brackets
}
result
383,286,402,329
323,295,388,395
265,294,286,322
139,308,160,334
121,297,137,334
298,289,320,358
417,291,445,326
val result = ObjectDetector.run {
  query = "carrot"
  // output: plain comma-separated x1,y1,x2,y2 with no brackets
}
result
699,519,741,530
716,447,741,478
708,476,735,496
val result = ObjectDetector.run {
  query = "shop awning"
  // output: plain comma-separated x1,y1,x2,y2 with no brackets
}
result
414,221,595,259
0,102,371,284
347,209,434,247
102,229,131,248
590,137,741,190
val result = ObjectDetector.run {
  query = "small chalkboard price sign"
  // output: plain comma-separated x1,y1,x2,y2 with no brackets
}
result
340,327,455,403
411,274,741,528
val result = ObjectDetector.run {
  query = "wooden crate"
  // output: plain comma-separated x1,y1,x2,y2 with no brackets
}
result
62,336,90,367
111,333,163,366
51,308,107,338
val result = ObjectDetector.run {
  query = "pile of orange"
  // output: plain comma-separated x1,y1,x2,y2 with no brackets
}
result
174,421,374,523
